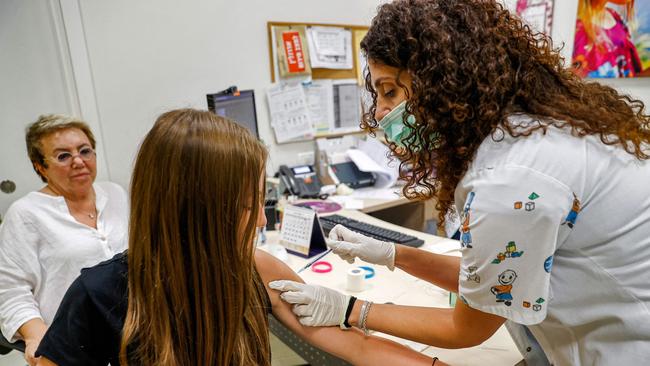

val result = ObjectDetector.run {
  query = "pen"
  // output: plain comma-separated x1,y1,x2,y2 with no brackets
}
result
296,249,333,273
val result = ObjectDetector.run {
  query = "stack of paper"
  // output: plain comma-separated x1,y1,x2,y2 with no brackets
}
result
346,138,399,189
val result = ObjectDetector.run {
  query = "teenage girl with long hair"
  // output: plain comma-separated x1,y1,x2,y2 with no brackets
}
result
33,109,442,365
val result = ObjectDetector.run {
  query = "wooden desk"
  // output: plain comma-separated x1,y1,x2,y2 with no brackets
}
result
262,210,522,365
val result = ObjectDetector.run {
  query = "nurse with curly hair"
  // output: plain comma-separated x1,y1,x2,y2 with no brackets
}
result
272,1,650,365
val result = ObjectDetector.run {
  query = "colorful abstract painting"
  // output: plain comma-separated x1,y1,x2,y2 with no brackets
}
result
572,0,650,78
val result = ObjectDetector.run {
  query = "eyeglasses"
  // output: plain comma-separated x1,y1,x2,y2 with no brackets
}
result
46,147,96,166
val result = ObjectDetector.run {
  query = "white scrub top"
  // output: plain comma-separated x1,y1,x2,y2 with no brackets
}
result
455,115,650,365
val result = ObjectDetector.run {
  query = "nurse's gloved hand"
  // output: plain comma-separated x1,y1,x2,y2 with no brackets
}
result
327,224,396,270
269,280,349,328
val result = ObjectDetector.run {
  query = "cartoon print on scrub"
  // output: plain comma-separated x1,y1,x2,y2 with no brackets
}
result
466,266,481,283
514,192,540,211
523,297,546,312
460,192,476,248
544,255,553,273
491,241,524,264
490,269,517,306
562,193,581,228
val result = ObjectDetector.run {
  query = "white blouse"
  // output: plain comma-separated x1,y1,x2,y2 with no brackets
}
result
0,182,128,342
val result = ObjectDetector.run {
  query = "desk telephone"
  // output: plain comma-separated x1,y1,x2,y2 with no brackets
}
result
277,165,324,199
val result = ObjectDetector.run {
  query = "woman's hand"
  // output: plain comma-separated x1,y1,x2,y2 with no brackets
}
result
18,318,47,366
327,225,396,270
269,280,350,327
24,337,43,366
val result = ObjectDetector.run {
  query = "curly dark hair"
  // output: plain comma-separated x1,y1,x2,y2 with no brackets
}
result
360,0,650,227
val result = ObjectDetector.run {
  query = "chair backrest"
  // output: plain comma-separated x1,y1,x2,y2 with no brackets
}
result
0,333,25,354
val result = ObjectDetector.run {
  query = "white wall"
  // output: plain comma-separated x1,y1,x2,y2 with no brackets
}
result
73,0,385,188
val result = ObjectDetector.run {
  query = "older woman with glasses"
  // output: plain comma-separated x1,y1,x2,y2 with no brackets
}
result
0,114,128,365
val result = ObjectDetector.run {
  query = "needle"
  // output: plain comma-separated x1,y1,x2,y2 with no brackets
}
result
296,249,333,273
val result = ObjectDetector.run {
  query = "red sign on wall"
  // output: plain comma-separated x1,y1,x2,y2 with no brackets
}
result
282,31,306,73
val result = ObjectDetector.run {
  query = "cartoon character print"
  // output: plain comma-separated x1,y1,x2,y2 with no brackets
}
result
490,269,517,306
466,266,481,283
491,241,524,264
562,193,581,229
460,192,475,248
544,255,553,273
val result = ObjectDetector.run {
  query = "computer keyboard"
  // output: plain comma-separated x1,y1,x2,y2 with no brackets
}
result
319,214,425,248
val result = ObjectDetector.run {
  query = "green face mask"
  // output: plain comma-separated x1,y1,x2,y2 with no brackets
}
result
378,101,417,148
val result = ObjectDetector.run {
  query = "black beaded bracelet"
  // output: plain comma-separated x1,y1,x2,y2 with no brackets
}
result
343,296,357,328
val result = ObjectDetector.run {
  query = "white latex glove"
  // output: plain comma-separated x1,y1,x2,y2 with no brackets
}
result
269,280,349,328
327,224,396,270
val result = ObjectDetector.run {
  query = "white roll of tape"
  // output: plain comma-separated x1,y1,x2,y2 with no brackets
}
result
346,267,365,292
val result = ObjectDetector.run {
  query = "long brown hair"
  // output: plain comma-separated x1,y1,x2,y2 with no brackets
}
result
120,109,270,365
361,0,650,226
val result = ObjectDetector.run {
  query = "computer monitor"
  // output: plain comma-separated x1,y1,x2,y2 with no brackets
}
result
206,89,259,138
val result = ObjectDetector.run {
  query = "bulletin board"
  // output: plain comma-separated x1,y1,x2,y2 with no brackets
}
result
266,21,370,144
267,21,369,83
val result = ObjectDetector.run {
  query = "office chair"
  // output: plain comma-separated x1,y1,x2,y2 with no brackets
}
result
0,333,25,355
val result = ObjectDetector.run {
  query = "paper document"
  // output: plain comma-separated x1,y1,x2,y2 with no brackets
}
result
306,26,353,69
267,84,314,143
359,137,400,182
333,80,361,131
353,28,369,84
304,79,335,133
346,139,399,189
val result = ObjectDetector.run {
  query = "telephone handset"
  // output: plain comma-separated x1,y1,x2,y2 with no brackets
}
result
277,165,324,199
